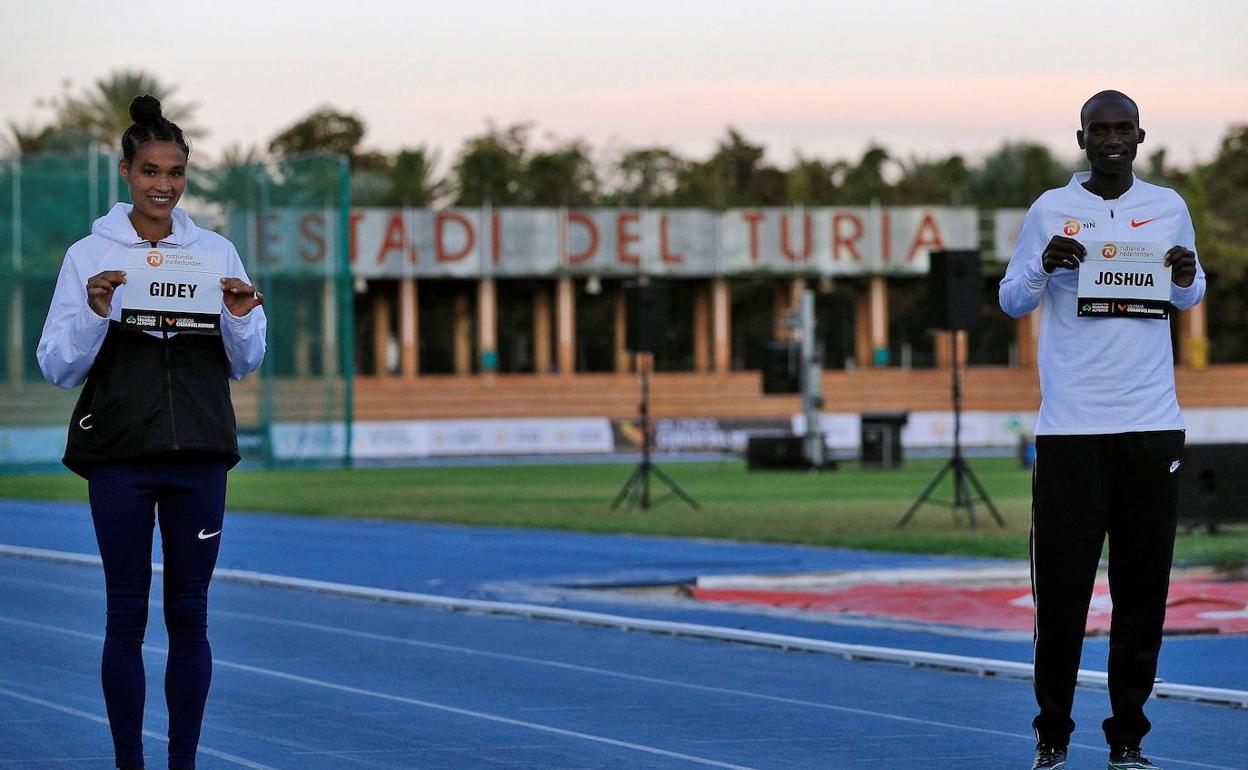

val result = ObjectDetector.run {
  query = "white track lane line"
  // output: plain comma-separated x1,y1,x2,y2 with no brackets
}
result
3,543,1246,709
5,578,1047,739
0,685,279,770
203,609,1247,770
0,616,759,770
2,607,1244,770
3,548,1247,770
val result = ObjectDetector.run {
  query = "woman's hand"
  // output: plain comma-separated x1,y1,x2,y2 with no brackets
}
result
221,277,265,317
87,270,127,318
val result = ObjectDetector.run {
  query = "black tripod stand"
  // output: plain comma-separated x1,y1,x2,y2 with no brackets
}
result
897,332,1004,529
611,353,700,512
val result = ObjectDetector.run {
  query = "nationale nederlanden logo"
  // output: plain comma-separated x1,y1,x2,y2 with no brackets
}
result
1063,219,1081,236
1102,243,1118,259
146,249,164,267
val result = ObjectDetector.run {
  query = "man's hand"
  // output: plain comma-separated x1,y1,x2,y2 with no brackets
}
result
87,270,127,318
1042,235,1086,274
222,277,264,317
1164,246,1196,288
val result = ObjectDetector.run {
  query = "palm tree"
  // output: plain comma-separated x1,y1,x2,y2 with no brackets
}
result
386,147,449,207
56,70,201,146
1,121,46,156
193,144,266,208
2,119,98,157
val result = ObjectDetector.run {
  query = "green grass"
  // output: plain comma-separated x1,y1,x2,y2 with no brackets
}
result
3,458,1245,565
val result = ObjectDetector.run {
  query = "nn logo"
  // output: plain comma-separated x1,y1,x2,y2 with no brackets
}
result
1102,243,1118,259
146,249,164,267
1063,219,1081,236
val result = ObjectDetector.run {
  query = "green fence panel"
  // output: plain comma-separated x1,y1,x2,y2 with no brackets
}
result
0,151,353,471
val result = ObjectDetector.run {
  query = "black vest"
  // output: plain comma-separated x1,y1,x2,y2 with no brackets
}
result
63,322,240,477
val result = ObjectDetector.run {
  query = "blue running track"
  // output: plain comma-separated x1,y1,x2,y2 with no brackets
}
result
1,499,1245,769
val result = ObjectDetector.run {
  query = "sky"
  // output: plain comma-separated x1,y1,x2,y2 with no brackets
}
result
2,0,1246,170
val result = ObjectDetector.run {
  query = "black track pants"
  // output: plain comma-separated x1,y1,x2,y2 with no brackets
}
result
1030,430,1183,748
88,456,228,770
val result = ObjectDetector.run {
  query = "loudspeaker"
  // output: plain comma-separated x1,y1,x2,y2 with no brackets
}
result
625,282,667,353
927,250,981,331
1177,443,1248,530
860,411,909,469
761,341,801,394
746,436,810,470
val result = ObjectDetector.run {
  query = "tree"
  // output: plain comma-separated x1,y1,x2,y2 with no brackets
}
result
387,147,448,207
607,147,684,206
674,128,786,207
269,107,367,163
1193,124,1248,362
1202,123,1248,257
838,145,893,204
785,156,847,205
1,120,92,156
55,70,199,146
715,129,767,200
971,141,1070,208
893,154,972,205
1143,148,1189,189
192,144,265,208
452,122,530,205
521,140,598,206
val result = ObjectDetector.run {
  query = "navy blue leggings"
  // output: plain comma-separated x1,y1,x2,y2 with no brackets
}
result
88,456,228,770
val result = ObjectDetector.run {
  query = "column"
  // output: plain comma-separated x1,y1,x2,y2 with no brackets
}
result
371,288,391,376
478,278,497,373
399,277,418,377
1178,302,1208,369
614,287,630,372
1014,310,1039,368
693,282,710,373
556,276,576,374
868,276,889,366
935,330,968,367
453,289,472,375
853,287,871,368
712,278,731,372
773,284,791,340
533,285,552,373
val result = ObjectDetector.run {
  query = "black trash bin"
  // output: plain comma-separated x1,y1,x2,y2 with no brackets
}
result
860,411,909,468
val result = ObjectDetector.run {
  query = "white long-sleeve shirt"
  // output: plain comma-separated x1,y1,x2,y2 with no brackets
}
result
999,172,1205,436
37,203,266,388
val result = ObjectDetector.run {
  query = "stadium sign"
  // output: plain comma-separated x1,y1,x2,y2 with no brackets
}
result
233,206,980,277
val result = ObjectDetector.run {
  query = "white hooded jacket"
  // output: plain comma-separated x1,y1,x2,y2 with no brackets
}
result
37,203,266,388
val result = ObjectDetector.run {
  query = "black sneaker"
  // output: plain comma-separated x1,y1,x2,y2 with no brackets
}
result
1108,746,1163,770
1033,744,1068,770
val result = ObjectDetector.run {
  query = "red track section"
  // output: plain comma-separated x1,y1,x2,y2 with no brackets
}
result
691,578,1248,635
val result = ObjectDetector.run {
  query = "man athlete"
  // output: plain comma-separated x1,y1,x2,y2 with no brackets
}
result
999,90,1204,770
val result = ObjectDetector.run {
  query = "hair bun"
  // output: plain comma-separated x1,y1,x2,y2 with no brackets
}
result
129,95,163,126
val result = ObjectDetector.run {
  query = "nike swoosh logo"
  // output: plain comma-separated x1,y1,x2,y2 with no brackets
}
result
1131,218,1156,228
1169,460,1181,473
197,529,222,540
